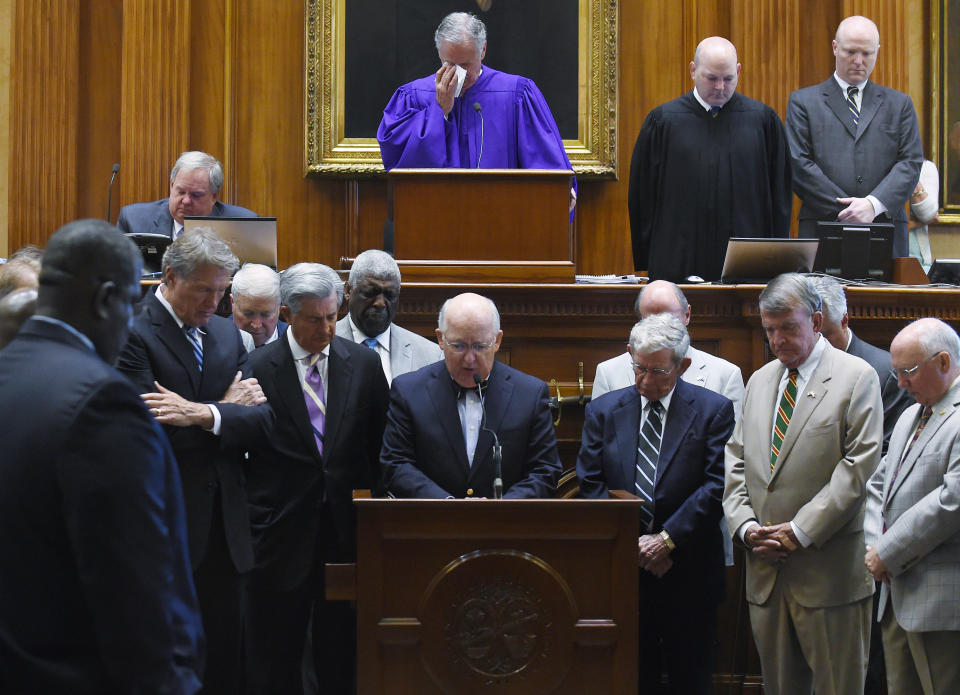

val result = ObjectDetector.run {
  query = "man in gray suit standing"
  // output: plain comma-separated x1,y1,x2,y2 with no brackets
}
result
785,15,922,257
336,249,441,384
865,318,960,695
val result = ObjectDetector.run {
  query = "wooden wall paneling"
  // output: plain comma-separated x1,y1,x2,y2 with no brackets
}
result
730,0,798,117
9,0,80,248
77,0,123,224
232,0,343,268
120,0,191,206
351,179,388,261
845,0,908,93
188,0,229,200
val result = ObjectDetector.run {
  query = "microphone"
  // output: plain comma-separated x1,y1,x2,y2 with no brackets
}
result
106,162,120,222
473,372,502,499
473,102,484,168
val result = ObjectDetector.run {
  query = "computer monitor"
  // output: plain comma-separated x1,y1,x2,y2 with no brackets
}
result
720,238,820,284
128,233,172,275
813,221,894,282
183,216,278,268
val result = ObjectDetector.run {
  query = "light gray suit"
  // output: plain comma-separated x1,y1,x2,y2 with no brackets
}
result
593,345,744,564
864,382,960,693
785,77,923,257
335,317,441,383
724,340,883,695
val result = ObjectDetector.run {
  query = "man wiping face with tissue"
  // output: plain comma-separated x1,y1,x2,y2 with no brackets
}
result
377,10,575,206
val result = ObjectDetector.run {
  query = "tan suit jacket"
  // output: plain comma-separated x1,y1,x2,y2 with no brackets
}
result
724,341,882,607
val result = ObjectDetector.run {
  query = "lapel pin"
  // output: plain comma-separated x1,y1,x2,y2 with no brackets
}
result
806,392,816,398
940,409,946,415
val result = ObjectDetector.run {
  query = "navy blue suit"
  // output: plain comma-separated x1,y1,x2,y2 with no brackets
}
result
117,290,274,695
0,318,203,694
577,378,734,693
381,360,562,499
244,334,388,693
117,198,256,238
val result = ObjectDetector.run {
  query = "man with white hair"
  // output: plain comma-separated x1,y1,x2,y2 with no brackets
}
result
578,313,734,693
786,15,923,257
865,318,960,695
381,292,561,499
117,150,256,239
231,262,286,349
377,12,573,184
336,249,440,384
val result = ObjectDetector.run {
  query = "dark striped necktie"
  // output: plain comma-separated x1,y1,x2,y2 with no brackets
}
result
184,325,203,371
847,86,860,126
635,400,663,530
771,369,798,470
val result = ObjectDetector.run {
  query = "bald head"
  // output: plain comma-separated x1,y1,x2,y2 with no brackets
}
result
635,280,691,325
436,292,503,387
891,318,960,406
833,16,879,84
690,37,740,108
0,288,37,349
38,219,143,364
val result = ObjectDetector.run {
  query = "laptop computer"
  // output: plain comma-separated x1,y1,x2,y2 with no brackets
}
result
183,216,278,268
720,238,820,284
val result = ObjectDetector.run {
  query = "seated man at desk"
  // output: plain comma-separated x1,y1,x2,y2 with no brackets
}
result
381,292,561,499
117,150,255,239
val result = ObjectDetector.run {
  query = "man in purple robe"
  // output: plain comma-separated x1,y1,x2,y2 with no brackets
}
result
377,11,576,206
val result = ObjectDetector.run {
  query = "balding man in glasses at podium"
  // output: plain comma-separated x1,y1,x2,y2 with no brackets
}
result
381,292,561,499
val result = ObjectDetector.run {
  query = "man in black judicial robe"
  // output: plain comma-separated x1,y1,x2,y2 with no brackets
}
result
629,37,792,282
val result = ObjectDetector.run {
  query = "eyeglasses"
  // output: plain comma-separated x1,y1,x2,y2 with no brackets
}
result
631,362,675,377
890,352,941,380
442,335,496,354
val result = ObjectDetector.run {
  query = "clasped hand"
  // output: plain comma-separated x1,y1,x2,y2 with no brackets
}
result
745,522,797,562
638,534,673,578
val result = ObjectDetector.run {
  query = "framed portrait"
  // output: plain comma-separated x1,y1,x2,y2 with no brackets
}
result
933,0,960,220
304,0,618,178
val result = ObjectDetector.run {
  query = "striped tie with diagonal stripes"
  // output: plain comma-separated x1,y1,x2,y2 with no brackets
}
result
771,369,799,470
847,86,860,126
184,325,203,371
303,353,327,456
635,400,663,530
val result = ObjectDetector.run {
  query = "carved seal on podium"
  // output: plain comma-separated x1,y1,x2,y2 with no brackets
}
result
418,549,577,694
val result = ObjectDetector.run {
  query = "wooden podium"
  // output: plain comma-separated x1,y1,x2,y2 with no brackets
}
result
386,168,576,283
332,495,640,694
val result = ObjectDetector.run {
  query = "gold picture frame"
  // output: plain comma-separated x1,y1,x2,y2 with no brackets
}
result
932,0,960,221
303,0,619,178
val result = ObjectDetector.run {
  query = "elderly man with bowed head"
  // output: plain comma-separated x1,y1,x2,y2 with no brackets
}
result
0,219,203,693
723,272,883,695
864,318,960,695
117,150,256,239
336,249,441,385
578,313,734,694
381,292,561,499
377,12,575,209
629,36,792,281
117,226,274,695
230,262,286,350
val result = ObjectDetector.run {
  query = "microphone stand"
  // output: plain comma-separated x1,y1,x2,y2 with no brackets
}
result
473,372,502,499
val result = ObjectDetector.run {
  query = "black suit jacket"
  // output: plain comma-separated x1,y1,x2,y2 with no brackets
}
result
245,335,389,591
847,330,913,454
381,360,562,499
117,198,256,238
576,379,734,601
0,318,203,694
117,291,274,572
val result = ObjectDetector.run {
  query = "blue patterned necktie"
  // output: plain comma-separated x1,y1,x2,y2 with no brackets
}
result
184,326,203,371
635,400,663,530
363,337,378,350
847,86,860,126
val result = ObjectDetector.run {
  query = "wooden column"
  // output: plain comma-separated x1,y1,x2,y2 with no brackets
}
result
120,0,191,205
8,0,80,248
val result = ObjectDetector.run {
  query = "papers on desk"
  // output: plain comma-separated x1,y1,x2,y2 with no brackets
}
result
575,274,641,284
